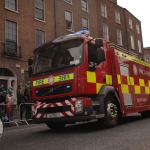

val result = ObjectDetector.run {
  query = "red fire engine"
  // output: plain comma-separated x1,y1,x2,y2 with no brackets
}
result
28,30,150,130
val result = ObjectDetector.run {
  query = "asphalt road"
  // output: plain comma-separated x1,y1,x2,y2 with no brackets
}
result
0,113,150,150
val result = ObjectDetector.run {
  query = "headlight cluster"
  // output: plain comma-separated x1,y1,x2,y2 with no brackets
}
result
75,100,83,114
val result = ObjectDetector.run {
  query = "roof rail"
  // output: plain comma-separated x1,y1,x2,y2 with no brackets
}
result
109,43,138,58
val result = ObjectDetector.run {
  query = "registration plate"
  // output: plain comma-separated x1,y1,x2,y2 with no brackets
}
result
47,113,60,118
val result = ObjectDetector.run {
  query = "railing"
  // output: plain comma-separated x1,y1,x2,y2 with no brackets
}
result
0,103,34,126
3,42,22,58
0,104,18,126
18,103,34,125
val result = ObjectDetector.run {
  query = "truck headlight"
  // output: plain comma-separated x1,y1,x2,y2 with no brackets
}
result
75,100,83,114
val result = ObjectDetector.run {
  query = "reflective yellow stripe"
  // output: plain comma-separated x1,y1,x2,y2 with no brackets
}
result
134,86,141,94
129,77,134,85
96,83,104,94
33,73,74,87
117,75,121,84
127,76,130,85
106,75,112,85
139,79,145,86
121,84,129,93
87,71,96,83
33,78,49,86
145,87,150,94
54,73,74,82
115,50,150,67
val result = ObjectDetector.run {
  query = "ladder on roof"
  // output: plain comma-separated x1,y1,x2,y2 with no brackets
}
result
109,43,139,58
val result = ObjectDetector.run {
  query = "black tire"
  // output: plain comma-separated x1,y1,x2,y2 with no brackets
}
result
141,111,150,118
46,122,65,130
104,95,119,128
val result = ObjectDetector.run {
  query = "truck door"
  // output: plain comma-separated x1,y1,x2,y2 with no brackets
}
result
119,64,133,107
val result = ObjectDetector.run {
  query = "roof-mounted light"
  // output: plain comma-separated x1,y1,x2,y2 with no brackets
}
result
73,30,89,36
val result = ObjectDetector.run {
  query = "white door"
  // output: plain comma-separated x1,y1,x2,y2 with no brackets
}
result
120,64,133,106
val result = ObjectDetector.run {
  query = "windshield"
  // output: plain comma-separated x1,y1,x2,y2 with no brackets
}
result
33,39,83,74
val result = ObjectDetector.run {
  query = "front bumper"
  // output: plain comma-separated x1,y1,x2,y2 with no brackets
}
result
32,114,104,124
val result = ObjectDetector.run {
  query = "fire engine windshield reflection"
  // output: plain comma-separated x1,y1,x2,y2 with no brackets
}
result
34,39,83,74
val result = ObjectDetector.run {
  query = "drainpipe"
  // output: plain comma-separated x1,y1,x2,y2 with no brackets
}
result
54,0,57,38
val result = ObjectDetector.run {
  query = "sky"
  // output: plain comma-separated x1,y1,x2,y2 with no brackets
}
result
117,0,150,47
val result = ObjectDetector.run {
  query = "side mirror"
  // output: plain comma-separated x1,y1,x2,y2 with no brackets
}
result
28,67,33,78
28,58,33,66
95,38,104,47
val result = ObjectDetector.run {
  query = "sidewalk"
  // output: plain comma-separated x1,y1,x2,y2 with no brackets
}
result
3,107,33,127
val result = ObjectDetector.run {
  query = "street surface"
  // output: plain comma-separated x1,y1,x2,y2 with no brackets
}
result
0,113,150,150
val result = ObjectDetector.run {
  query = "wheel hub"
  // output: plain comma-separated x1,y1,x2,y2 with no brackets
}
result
107,103,118,119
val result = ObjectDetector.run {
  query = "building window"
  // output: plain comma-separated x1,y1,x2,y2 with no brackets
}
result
130,35,135,50
138,40,142,53
82,18,89,30
36,29,45,48
5,0,17,11
144,54,150,62
5,20,18,55
115,11,121,24
81,0,88,12
101,4,107,18
136,24,140,34
35,0,44,21
116,29,122,46
103,23,109,41
64,0,72,4
65,11,73,31
129,18,133,29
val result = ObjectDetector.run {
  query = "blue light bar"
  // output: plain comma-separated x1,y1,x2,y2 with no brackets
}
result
66,85,71,89
73,30,89,35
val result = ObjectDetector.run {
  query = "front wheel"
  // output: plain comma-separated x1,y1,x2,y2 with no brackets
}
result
104,96,119,128
46,122,65,130
141,111,150,118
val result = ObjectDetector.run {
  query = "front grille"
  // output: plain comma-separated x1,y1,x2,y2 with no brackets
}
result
35,84,72,97
37,105,71,114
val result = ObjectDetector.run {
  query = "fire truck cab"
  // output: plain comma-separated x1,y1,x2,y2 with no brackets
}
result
28,30,150,130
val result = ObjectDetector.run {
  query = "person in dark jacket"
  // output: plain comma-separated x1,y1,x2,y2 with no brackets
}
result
0,90,7,121
17,85,25,120
24,88,31,119
0,85,4,96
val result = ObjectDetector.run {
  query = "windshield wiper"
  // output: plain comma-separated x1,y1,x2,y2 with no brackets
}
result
40,85,64,101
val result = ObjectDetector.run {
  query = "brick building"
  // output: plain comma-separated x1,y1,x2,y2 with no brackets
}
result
144,47,150,62
0,0,55,98
55,0,143,57
0,0,144,99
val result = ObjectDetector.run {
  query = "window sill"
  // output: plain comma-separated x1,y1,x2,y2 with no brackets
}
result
5,8,19,14
35,18,45,23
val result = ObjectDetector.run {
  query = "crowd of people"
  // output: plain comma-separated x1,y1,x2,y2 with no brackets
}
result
0,84,31,122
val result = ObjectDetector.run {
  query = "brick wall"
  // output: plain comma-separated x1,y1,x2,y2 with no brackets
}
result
0,0,55,85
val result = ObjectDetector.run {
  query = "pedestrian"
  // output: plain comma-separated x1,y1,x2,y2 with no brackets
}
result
6,88,14,121
0,85,4,96
24,87,31,120
17,85,25,120
0,89,8,122
7,86,15,105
